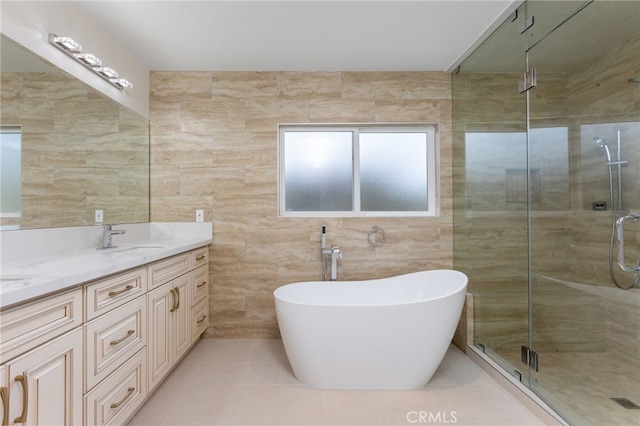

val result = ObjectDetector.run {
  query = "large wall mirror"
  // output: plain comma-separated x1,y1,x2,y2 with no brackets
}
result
0,34,149,230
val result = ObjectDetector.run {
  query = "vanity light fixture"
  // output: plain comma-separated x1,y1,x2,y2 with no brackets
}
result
48,33,133,90
95,67,119,78
110,78,133,89
50,35,82,52
73,52,102,66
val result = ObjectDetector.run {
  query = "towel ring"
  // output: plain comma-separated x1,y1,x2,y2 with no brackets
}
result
367,226,386,247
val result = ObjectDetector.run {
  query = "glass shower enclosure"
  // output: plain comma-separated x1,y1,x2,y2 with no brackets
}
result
452,1,640,424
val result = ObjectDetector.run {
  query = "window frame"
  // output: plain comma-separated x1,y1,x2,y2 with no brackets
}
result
277,123,439,217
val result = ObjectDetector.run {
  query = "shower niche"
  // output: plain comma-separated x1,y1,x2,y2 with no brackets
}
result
452,1,640,424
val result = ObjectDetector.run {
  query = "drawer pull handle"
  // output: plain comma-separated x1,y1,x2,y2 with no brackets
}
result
14,375,28,424
110,387,135,409
196,254,206,261
110,330,135,346
1,386,8,426
197,315,207,324
108,285,134,297
196,281,207,288
170,288,179,312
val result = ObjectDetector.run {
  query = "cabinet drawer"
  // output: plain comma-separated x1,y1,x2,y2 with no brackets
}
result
0,288,82,363
191,297,209,341
84,348,147,426
147,253,189,289
190,246,209,269
85,297,146,391
190,265,208,306
85,267,147,321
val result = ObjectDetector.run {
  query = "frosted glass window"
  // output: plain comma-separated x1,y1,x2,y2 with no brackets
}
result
279,125,437,217
0,127,22,217
283,131,353,211
360,132,428,211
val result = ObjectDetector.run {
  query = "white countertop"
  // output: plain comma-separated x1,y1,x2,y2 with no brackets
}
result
0,223,212,309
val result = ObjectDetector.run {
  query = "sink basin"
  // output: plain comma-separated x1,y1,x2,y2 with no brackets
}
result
106,245,166,254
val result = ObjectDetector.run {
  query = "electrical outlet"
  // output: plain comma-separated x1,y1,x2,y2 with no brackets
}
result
195,209,204,223
95,209,104,223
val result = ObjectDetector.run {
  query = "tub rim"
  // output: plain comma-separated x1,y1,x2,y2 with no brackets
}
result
273,269,468,308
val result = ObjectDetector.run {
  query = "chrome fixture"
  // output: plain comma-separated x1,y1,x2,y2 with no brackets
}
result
593,134,639,289
330,245,342,281
49,34,133,89
629,77,640,83
593,135,628,211
616,213,640,274
367,226,386,247
592,137,611,162
98,224,126,250
321,226,342,281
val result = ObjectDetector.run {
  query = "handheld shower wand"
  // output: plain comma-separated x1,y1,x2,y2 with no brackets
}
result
593,137,611,163
321,225,328,280
321,225,326,250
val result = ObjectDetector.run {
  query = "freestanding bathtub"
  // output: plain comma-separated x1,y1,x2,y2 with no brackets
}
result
274,269,468,390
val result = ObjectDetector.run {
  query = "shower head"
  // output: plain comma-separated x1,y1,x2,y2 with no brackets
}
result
593,137,612,163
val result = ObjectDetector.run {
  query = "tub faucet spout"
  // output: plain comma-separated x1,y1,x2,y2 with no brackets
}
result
330,245,342,281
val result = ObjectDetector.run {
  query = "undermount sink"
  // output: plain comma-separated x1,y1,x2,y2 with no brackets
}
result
105,245,166,254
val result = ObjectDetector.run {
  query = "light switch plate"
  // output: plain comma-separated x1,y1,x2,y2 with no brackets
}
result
196,209,204,222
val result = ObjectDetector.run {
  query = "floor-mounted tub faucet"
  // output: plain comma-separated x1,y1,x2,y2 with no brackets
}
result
330,244,342,281
98,224,126,249
321,226,342,281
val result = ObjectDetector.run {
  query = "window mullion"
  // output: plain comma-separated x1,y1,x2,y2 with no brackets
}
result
353,129,361,213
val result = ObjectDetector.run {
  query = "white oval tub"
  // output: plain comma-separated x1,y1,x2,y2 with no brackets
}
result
274,269,468,390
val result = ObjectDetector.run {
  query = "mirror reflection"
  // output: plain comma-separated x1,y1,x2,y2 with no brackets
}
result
0,34,149,230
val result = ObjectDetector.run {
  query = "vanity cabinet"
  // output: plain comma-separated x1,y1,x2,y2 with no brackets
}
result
0,244,209,426
83,267,148,426
0,288,83,426
147,251,209,392
191,265,209,340
6,329,83,425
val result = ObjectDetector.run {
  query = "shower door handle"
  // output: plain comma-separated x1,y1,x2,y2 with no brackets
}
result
616,213,640,273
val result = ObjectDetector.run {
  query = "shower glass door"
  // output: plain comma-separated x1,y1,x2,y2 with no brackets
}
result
526,0,640,423
452,2,530,384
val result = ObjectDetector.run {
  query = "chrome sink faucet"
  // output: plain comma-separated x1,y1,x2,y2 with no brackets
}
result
99,224,126,249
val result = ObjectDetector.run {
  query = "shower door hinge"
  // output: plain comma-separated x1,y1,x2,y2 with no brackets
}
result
520,15,534,34
519,69,537,93
521,345,539,372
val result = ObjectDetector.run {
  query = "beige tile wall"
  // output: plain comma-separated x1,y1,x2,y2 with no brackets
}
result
149,72,454,338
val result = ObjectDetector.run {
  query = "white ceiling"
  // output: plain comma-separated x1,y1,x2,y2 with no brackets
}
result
74,1,516,72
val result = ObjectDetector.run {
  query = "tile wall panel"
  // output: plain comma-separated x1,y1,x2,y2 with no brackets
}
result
150,71,454,338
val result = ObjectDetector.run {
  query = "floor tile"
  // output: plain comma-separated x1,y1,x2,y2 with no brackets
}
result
128,339,547,426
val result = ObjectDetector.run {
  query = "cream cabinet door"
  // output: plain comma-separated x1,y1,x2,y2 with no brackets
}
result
147,281,172,392
0,365,7,426
173,273,191,362
147,273,192,392
7,328,82,426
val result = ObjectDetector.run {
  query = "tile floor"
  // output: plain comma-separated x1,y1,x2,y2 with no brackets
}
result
128,338,547,426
